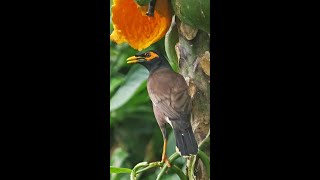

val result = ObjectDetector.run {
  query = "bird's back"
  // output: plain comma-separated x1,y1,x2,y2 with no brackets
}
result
147,67,191,118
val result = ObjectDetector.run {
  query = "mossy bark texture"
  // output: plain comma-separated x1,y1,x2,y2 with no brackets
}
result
165,0,210,179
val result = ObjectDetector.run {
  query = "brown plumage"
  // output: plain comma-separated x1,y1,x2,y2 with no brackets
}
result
126,50,198,165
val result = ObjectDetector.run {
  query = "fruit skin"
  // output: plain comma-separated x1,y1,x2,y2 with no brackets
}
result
111,0,171,51
171,0,210,33
135,0,150,6
165,16,179,69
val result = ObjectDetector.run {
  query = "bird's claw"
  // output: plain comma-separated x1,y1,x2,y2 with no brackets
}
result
161,156,171,168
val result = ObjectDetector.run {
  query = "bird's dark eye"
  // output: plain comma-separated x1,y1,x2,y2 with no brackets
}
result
145,52,151,57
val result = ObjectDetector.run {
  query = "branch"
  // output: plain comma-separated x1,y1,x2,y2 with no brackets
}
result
187,130,210,179
130,152,182,180
198,129,210,151
187,155,197,180
136,161,163,174
156,152,181,180
130,162,148,180
130,138,211,180
197,150,210,177
171,164,188,180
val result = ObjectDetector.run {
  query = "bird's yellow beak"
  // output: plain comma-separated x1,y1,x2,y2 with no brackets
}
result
126,56,145,64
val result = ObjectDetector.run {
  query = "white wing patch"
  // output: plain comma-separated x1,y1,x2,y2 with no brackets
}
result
165,116,173,128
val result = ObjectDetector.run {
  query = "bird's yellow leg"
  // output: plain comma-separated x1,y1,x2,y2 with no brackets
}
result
161,138,171,167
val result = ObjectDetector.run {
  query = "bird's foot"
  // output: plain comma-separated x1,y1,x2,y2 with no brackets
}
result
161,155,171,168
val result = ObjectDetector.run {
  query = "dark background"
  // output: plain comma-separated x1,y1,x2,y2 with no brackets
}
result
1,0,316,179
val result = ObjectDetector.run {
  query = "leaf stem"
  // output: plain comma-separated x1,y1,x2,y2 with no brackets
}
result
130,150,207,180
198,129,210,151
156,152,181,180
136,162,163,174
197,150,210,177
187,155,196,180
130,162,148,180
171,165,188,180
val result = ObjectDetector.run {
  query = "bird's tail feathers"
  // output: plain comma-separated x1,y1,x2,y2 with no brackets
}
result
172,123,198,157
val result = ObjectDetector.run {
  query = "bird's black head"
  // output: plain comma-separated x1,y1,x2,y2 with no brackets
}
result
126,50,172,73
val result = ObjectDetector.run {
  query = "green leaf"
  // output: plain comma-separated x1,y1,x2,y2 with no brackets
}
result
110,166,132,174
110,147,129,167
171,0,210,33
165,16,179,70
110,65,149,112
110,148,131,180
135,0,150,6
110,77,125,95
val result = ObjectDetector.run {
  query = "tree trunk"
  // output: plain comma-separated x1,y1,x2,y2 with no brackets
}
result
178,22,210,180
166,15,210,179
164,0,210,178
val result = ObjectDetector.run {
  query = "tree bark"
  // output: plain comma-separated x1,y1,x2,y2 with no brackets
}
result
175,19,210,180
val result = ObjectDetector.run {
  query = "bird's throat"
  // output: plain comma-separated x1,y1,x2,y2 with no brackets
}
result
142,60,172,74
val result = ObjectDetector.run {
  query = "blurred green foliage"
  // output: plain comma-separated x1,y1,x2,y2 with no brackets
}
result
109,1,182,179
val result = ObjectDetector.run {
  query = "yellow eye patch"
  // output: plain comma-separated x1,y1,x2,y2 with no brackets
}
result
145,52,159,61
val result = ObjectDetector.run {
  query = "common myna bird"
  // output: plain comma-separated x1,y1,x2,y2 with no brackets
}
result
126,50,198,166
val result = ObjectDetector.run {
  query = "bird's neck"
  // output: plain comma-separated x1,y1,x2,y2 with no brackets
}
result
145,60,172,74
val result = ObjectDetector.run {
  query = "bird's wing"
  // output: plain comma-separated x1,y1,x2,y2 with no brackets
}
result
148,69,198,156
149,90,181,119
148,70,191,120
